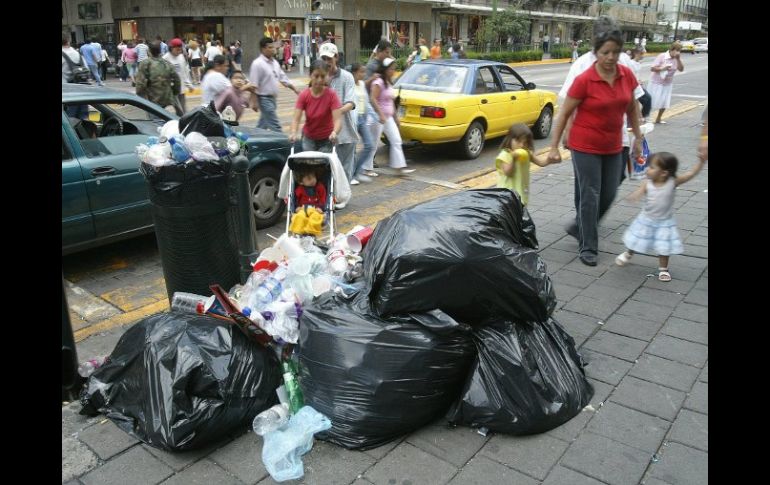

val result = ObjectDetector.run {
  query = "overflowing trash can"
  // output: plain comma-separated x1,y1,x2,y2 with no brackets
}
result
142,160,240,300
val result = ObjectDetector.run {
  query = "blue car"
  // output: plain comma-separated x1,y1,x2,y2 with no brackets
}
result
62,84,290,254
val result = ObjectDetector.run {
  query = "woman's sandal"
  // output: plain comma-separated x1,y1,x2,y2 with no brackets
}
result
615,251,632,266
658,268,672,282
363,170,379,177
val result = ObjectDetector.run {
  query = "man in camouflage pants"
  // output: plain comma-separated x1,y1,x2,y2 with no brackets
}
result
136,41,182,115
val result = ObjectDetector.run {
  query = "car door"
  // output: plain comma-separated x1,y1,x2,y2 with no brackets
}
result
472,66,508,136
65,101,156,239
61,121,94,248
494,65,541,126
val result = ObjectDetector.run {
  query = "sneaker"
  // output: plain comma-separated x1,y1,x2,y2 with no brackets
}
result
335,201,347,209
355,174,372,182
350,178,360,185
398,168,416,175
363,170,379,177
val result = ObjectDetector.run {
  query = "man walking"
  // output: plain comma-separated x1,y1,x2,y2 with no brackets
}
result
80,38,104,86
163,38,193,115
249,37,300,132
543,33,550,52
365,39,392,86
135,41,182,116
319,42,359,181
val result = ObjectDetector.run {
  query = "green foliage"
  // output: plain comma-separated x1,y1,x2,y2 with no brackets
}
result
477,7,530,47
549,47,572,59
464,50,543,63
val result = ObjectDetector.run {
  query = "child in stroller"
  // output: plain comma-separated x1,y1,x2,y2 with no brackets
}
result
284,153,336,240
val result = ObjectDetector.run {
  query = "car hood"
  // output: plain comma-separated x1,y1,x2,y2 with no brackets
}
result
236,126,291,150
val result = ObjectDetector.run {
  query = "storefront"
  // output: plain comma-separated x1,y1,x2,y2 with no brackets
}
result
467,15,483,45
360,19,383,48
262,19,302,42
117,19,138,43
172,18,223,45
439,14,459,43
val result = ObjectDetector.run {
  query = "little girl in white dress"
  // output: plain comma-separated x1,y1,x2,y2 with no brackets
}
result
615,151,706,281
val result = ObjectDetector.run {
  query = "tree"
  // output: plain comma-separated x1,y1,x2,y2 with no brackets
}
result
477,4,531,48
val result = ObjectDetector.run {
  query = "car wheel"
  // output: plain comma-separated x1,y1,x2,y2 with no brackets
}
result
533,106,553,139
249,165,285,229
460,121,485,159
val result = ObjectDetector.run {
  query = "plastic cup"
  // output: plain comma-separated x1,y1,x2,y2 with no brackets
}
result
258,246,282,263
275,234,305,259
312,276,332,297
289,257,312,276
346,226,374,253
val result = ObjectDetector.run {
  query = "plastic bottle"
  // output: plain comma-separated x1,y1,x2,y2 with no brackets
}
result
78,356,108,377
168,136,192,164
282,359,305,414
252,267,288,309
252,403,290,436
170,292,208,314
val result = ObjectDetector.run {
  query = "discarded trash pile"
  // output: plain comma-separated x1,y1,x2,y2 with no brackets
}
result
79,188,593,481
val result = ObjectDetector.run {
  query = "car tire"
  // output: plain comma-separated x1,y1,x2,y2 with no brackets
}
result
459,121,485,159
533,106,553,139
249,165,285,229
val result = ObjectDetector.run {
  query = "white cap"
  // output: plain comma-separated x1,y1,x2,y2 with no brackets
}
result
318,42,338,58
382,57,395,68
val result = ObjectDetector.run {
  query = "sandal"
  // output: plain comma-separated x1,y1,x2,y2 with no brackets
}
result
658,268,672,282
615,251,632,267
363,170,379,177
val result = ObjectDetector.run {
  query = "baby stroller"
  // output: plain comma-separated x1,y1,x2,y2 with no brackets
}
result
282,148,338,241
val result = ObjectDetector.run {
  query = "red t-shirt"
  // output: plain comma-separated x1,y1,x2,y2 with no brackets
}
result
567,63,638,154
295,87,341,140
295,183,327,208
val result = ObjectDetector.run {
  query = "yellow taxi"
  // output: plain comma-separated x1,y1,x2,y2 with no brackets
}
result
393,59,557,159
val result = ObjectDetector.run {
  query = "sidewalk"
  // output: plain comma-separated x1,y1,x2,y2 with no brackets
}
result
62,107,707,485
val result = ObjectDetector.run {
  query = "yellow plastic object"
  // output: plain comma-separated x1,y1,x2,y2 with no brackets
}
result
289,206,324,237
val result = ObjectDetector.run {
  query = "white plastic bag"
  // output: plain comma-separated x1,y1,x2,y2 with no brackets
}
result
262,406,331,482
184,131,220,161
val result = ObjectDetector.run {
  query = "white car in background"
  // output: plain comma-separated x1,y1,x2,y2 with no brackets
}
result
693,37,708,53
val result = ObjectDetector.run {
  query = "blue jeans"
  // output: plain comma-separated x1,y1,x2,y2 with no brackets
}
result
87,64,102,84
354,114,376,178
257,95,282,132
335,143,356,181
301,137,333,153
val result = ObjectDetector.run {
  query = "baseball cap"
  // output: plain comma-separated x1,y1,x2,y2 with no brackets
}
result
318,42,338,58
382,57,395,68
169,38,183,48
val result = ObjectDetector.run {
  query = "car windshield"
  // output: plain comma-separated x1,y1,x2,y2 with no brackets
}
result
395,64,468,93
104,102,168,122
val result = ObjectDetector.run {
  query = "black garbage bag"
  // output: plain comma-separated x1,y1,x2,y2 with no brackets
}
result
446,318,594,435
80,311,282,451
179,101,226,137
363,188,555,324
298,290,476,450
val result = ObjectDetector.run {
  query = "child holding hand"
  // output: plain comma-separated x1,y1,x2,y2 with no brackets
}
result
495,123,558,206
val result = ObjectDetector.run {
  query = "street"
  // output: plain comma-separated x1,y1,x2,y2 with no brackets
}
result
63,54,708,485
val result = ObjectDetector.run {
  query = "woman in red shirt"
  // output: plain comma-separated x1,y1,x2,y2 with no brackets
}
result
547,29,644,266
289,60,342,153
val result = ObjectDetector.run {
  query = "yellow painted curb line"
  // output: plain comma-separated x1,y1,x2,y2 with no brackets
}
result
74,299,169,342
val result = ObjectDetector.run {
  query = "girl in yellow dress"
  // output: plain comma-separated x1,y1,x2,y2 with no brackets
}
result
495,123,556,206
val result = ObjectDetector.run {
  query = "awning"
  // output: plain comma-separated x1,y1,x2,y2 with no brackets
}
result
443,4,593,21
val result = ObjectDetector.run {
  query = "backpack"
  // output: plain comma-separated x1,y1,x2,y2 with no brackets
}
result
62,52,91,84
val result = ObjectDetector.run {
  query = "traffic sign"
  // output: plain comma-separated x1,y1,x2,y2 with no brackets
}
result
306,13,323,21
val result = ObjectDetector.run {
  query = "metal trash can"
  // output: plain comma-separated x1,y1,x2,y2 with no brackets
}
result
141,160,240,301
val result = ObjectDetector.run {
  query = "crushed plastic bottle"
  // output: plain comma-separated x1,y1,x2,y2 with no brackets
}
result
168,135,192,164
253,403,290,436
78,356,108,377
282,359,305,415
251,267,288,310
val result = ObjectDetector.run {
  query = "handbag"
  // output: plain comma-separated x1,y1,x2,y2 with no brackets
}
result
62,52,91,84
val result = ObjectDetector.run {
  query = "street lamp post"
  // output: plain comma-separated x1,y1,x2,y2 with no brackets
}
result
642,0,650,36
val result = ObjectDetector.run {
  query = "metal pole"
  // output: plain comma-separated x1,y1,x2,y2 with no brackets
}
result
395,0,399,46
232,155,259,284
673,0,682,41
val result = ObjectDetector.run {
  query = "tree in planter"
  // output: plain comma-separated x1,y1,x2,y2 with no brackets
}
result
477,2,530,51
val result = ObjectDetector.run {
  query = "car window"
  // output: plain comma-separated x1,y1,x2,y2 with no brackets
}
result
474,67,501,94
394,64,468,93
64,102,157,158
496,66,526,92
62,135,72,161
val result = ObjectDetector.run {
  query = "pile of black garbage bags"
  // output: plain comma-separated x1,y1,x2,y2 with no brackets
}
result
300,189,594,450
79,188,593,452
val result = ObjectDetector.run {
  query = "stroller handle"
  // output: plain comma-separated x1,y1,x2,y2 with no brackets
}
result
288,145,336,157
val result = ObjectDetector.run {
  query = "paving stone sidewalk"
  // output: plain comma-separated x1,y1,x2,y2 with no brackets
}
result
62,107,707,485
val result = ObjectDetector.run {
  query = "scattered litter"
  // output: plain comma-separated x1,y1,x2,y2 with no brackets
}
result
477,427,490,437
597,320,604,326
651,453,660,463
583,404,596,412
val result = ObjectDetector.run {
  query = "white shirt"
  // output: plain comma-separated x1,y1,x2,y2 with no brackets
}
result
204,46,222,61
201,70,231,105
559,51,645,147
189,47,201,60
61,46,82,83
163,52,193,89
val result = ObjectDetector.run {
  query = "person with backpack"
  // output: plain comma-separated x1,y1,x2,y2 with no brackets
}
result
135,41,182,116
62,35,88,84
